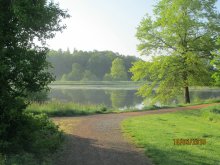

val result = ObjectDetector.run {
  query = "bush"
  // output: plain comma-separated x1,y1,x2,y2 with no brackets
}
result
1,153,48,165
0,113,63,165
211,108,220,114
26,90,49,103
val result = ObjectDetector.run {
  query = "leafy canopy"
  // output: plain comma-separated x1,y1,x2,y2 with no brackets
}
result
211,39,220,86
132,0,220,104
0,0,69,154
111,58,128,81
48,49,139,81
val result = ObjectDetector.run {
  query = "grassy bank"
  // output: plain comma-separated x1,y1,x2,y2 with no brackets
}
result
121,105,220,165
26,98,220,117
26,101,169,117
26,101,111,116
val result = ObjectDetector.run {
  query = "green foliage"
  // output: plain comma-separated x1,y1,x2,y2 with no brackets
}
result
103,73,112,81
25,97,220,117
62,63,83,81
87,54,111,80
47,50,139,81
211,39,220,86
133,0,220,103
26,90,49,103
0,113,63,165
110,58,128,81
26,101,110,116
122,105,220,165
22,114,63,157
131,55,212,104
211,108,220,114
0,0,68,159
82,70,98,81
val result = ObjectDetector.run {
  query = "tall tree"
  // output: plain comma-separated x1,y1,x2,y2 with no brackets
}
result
131,55,212,104
82,70,98,81
87,53,112,80
0,0,69,153
69,63,84,81
132,0,220,103
111,58,128,81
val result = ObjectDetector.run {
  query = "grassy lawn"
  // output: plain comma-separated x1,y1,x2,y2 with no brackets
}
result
121,105,220,165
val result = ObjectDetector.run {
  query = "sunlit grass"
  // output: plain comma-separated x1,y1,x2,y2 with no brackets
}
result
53,118,81,134
25,97,220,117
121,105,220,165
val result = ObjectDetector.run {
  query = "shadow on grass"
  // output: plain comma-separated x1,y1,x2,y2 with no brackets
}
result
144,144,220,165
52,134,150,165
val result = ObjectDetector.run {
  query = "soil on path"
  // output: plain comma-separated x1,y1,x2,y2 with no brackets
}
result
53,103,215,165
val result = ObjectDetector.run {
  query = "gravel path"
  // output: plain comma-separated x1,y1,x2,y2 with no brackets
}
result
53,104,215,165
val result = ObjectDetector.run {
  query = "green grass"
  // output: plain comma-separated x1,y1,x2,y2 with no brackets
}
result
26,98,220,117
26,101,111,116
178,97,220,106
26,101,173,117
121,105,220,165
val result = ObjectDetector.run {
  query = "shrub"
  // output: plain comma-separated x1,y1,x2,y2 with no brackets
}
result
0,113,63,165
26,90,49,103
211,108,220,114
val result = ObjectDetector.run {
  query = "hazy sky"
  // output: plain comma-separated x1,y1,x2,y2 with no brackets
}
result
48,0,220,57
47,0,155,56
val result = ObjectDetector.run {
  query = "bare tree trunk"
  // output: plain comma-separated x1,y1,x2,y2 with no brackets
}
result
184,86,190,104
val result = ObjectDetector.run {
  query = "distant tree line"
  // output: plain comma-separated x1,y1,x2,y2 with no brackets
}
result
47,49,140,81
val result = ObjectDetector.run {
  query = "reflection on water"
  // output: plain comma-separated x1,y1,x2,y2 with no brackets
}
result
49,88,142,108
49,86,220,108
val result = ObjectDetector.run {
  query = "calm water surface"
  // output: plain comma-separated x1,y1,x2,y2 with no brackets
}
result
49,85,220,109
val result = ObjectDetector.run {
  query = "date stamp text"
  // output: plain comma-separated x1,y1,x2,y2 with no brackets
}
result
173,138,206,145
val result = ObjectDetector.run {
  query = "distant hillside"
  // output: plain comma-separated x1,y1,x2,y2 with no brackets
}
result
47,49,141,81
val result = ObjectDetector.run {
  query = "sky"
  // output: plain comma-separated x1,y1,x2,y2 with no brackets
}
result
47,0,220,57
47,0,155,56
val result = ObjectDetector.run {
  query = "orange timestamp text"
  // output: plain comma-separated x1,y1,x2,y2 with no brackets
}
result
173,138,206,145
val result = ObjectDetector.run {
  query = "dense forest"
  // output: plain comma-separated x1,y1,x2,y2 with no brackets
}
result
47,49,140,81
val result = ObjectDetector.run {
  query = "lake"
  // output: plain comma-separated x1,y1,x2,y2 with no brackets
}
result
49,83,220,109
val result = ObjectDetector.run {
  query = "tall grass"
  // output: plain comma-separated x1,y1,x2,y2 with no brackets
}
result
26,98,220,117
26,101,109,116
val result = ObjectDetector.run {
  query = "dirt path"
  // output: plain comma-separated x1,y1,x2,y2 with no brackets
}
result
53,103,216,165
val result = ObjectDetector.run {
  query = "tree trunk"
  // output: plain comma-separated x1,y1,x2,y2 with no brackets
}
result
184,86,190,104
